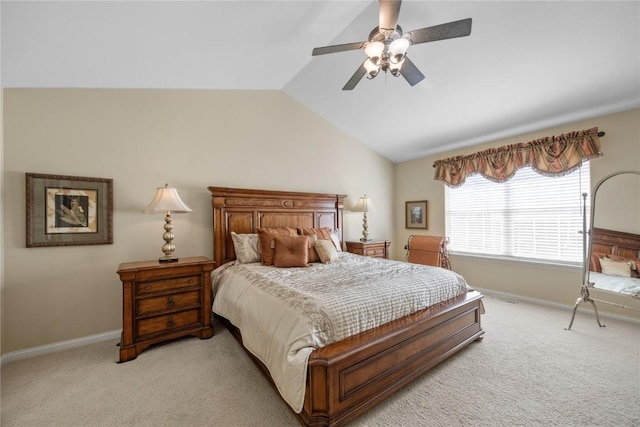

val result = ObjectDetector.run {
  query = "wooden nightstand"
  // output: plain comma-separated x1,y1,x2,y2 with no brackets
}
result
345,240,391,259
117,256,215,362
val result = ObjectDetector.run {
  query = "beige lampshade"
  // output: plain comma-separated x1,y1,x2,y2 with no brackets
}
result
352,195,373,213
143,184,192,214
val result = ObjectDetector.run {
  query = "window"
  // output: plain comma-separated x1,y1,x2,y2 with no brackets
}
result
445,163,590,264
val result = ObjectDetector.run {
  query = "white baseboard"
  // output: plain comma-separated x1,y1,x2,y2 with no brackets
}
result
1,329,121,365
474,287,640,324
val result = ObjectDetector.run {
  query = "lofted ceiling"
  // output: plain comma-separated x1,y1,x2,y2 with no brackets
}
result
2,1,639,163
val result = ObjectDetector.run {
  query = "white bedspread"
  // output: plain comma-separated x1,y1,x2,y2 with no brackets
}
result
590,272,640,297
211,252,468,412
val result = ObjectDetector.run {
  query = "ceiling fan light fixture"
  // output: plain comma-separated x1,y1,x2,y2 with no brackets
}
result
389,37,410,63
364,58,381,79
389,58,405,76
311,0,473,90
364,41,385,65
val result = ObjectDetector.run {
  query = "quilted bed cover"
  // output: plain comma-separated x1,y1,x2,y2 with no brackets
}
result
211,252,468,412
591,271,640,297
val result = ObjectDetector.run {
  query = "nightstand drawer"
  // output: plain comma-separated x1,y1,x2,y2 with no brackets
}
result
136,291,201,316
136,276,200,296
365,248,386,257
345,241,391,259
137,309,200,337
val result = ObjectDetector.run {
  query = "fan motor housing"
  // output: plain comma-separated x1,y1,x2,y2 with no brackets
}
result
368,25,403,43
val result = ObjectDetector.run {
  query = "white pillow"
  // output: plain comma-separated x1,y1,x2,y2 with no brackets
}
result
600,257,632,278
231,232,260,264
330,228,343,252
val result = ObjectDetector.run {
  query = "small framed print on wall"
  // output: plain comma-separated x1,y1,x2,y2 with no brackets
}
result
26,173,113,247
405,200,428,229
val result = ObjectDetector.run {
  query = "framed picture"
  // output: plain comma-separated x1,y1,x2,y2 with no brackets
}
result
405,200,428,229
26,173,113,247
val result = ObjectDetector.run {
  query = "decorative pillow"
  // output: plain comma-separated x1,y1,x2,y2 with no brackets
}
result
599,257,632,278
298,227,327,262
589,252,608,273
304,234,320,263
298,227,332,240
607,255,640,278
330,228,343,252
608,254,638,269
273,236,309,268
231,232,260,264
314,239,339,264
257,227,298,265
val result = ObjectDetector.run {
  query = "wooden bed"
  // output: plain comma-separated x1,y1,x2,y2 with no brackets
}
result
209,186,484,427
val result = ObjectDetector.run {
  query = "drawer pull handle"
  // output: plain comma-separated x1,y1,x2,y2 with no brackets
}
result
145,285,150,291
167,296,174,307
167,316,175,328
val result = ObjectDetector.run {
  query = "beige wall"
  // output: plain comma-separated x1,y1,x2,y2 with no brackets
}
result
3,90,638,354
1,89,394,354
394,108,640,319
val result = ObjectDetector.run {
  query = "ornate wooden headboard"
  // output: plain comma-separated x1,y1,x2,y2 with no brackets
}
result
591,227,640,261
208,187,346,267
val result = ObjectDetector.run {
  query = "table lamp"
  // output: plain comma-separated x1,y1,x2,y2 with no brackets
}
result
353,195,373,242
143,184,192,263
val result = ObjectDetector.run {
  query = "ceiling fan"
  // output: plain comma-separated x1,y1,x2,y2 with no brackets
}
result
312,0,472,90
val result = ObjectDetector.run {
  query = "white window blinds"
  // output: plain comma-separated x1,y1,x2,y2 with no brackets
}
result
445,163,590,264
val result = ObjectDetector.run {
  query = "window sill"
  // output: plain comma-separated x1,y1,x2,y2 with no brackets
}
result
449,251,582,270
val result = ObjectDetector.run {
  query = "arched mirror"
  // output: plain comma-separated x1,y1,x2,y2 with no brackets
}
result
567,170,640,330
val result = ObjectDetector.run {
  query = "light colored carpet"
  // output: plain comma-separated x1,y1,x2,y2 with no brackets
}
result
1,296,639,427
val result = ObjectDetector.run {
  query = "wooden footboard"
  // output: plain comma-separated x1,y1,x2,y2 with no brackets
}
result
300,290,483,426
219,290,483,427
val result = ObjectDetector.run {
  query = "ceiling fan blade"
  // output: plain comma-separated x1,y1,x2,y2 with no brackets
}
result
312,41,366,56
342,63,367,90
379,0,402,34
407,18,472,45
400,56,425,86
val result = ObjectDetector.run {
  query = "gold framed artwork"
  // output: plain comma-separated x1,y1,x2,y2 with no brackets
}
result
26,173,113,247
405,200,428,229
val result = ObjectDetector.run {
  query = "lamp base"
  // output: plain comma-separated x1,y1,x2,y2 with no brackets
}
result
360,238,372,242
159,256,179,263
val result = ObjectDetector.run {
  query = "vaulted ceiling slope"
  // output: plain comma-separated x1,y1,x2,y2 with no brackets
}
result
2,1,639,163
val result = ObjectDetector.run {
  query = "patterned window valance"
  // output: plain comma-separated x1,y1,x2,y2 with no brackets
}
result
433,127,603,187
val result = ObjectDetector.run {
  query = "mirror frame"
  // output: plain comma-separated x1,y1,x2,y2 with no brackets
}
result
567,169,639,330
585,170,640,288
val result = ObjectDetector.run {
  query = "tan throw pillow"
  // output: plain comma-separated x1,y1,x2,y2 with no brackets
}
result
590,252,608,273
314,239,339,264
257,227,298,265
607,255,640,278
305,234,320,263
273,236,309,268
298,227,333,241
599,257,632,278
298,227,334,262
231,232,260,264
